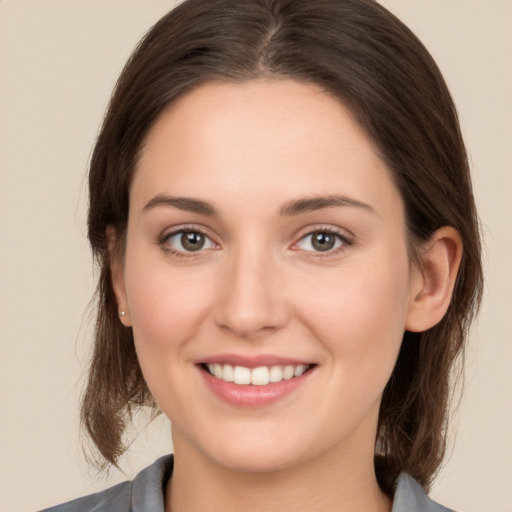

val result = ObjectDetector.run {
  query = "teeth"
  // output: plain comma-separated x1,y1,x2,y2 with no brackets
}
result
283,365,295,380
294,364,307,377
269,365,283,383
251,366,269,386
222,364,234,382
206,363,310,385
233,366,251,384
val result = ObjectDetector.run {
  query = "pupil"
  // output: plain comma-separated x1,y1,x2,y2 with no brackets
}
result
312,232,335,251
182,231,205,251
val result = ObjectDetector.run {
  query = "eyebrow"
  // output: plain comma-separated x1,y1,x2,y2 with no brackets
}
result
279,195,376,216
143,194,218,216
142,193,375,217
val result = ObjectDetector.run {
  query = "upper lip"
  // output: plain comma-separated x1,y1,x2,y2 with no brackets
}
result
197,353,314,368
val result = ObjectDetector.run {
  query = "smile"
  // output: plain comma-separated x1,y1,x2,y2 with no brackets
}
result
198,357,316,407
205,363,311,385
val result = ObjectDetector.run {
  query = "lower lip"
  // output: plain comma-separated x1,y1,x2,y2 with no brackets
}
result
199,367,314,407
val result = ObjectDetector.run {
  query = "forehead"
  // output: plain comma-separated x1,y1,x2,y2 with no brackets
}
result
133,79,402,219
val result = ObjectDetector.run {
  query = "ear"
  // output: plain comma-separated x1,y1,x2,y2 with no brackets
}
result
405,226,463,332
106,226,132,327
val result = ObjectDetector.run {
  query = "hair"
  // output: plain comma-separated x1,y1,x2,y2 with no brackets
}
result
82,0,483,494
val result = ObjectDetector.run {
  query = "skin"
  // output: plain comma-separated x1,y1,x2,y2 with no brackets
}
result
112,79,462,512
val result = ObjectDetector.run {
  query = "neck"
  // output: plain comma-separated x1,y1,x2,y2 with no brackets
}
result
165,431,392,512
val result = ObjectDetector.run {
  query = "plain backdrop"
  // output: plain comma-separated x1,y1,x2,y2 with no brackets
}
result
1,1,511,511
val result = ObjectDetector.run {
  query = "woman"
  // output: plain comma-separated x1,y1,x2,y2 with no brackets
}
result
42,0,483,510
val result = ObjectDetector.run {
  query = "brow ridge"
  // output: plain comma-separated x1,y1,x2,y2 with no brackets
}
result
143,193,374,217
279,195,375,216
143,194,218,216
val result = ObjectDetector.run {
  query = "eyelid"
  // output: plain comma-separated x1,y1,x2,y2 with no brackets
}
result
158,224,220,256
156,223,354,258
290,224,355,255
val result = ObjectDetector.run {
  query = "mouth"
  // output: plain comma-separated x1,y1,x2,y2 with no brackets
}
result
196,354,317,406
200,362,314,386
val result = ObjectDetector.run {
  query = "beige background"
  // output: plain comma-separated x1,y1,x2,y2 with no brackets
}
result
1,1,511,511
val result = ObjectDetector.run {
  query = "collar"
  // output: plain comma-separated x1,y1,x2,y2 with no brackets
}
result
130,455,454,512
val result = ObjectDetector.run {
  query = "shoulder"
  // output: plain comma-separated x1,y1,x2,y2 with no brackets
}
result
39,480,132,512
392,473,456,512
39,455,174,512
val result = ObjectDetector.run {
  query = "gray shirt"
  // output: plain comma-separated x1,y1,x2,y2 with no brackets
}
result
41,455,454,512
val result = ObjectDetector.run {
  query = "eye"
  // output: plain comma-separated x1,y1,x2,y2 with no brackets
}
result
164,230,215,253
296,230,346,253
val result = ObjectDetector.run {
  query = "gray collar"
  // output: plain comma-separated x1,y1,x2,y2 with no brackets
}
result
44,454,455,511
392,473,455,512
133,456,455,512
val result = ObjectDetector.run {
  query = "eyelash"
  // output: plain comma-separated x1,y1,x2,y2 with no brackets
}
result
158,225,214,258
292,226,354,258
157,225,354,258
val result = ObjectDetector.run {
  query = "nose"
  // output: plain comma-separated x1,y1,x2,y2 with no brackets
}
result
213,245,291,339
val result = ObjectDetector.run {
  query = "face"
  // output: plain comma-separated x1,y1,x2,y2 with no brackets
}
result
115,79,423,473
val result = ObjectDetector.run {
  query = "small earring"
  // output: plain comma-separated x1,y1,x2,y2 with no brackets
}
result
119,310,126,317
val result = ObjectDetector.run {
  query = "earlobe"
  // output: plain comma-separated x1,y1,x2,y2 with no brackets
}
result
405,226,463,333
106,226,132,327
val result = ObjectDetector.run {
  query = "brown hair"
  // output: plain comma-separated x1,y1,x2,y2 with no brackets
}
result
82,0,483,493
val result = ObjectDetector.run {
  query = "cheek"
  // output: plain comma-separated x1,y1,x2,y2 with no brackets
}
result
124,253,214,355
295,256,411,381
123,259,216,413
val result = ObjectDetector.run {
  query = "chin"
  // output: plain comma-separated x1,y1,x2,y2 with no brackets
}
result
184,426,307,474
210,445,303,474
